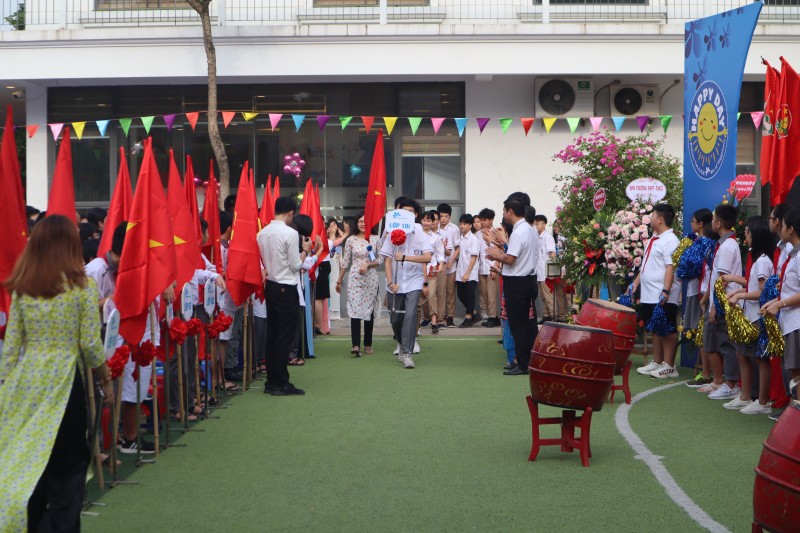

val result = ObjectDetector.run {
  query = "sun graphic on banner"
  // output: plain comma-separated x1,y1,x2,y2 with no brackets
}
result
688,80,728,180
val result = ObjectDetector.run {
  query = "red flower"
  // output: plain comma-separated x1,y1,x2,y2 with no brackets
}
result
185,318,205,336
206,311,233,339
169,317,190,344
108,345,130,380
390,229,407,246
131,340,158,370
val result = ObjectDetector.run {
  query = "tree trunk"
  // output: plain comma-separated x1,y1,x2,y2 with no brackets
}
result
186,0,230,204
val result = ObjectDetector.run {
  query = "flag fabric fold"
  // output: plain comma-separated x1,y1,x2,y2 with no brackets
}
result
226,162,263,306
760,60,779,188
184,155,202,242
202,161,223,273
167,149,203,289
259,174,275,227
97,147,134,259
363,130,387,236
771,57,800,205
47,127,76,223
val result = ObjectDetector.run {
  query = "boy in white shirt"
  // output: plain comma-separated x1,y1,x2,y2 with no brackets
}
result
421,210,445,334
438,203,461,328
632,204,682,379
478,208,500,327
533,214,557,323
456,214,480,328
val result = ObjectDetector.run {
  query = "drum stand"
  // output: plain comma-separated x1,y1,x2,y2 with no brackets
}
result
525,396,593,467
608,360,633,405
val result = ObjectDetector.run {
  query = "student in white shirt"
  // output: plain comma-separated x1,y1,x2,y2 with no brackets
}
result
769,204,794,272
455,214,480,328
533,214,557,323
216,212,243,391
438,203,461,328
477,208,500,328
420,210,445,334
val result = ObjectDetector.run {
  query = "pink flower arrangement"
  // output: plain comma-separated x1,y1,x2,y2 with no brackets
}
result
604,201,654,283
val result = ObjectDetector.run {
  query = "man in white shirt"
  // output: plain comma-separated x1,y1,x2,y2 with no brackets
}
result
381,198,432,369
630,204,682,379
257,197,319,396
486,193,539,376
533,214,557,323
438,203,461,328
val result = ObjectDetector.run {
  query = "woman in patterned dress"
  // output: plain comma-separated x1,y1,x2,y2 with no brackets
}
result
0,215,113,531
336,214,382,357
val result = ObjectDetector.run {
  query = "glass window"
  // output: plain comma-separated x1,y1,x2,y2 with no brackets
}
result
314,1,429,6
97,1,189,9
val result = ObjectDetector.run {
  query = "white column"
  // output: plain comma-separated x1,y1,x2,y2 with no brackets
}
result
217,0,226,26
379,0,388,24
542,0,550,24
25,86,49,211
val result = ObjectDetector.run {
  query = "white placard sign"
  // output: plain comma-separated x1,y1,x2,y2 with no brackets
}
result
384,209,415,235
166,301,174,322
104,309,120,356
625,178,667,204
181,283,193,321
203,279,217,316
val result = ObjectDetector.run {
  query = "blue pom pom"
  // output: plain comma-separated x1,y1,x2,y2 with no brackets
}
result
676,236,715,281
645,305,676,336
618,292,633,309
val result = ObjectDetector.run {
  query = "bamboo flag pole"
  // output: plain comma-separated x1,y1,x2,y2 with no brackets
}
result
194,308,202,414
110,379,122,480
149,303,160,457
85,368,105,491
176,340,185,424
242,302,250,391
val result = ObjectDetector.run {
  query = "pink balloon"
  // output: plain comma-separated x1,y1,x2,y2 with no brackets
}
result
283,155,291,162
292,152,300,158
283,164,292,173
293,169,301,177
298,160,305,168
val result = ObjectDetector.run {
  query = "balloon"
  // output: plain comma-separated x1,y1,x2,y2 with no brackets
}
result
292,152,300,158
350,164,362,177
283,152,305,179
284,154,291,162
298,160,305,168
283,164,292,173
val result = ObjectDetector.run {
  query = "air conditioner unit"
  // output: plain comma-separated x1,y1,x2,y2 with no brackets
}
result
610,85,660,117
535,78,594,118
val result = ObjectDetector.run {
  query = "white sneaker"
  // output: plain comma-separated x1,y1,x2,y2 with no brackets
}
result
637,361,660,375
790,377,799,395
402,355,416,369
413,341,421,354
722,396,751,410
650,364,679,379
708,383,740,400
741,401,773,415
393,343,400,356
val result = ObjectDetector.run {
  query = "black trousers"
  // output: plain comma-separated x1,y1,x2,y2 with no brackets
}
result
265,281,300,388
28,368,90,533
351,313,374,348
456,280,478,317
503,275,538,371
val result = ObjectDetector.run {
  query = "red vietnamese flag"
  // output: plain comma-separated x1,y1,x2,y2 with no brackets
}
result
364,130,387,235
249,168,260,230
760,60,780,189
116,138,178,344
311,183,329,268
184,155,202,242
97,147,133,259
167,149,203,288
0,106,29,339
273,176,280,200
202,161,222,273
299,178,314,216
47,127,76,223
226,162,263,306
259,174,275,227
772,57,800,205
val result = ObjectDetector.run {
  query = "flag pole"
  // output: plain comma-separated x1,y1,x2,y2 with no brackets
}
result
85,367,105,491
176,339,185,425
149,302,160,456
163,313,171,446
242,302,250,391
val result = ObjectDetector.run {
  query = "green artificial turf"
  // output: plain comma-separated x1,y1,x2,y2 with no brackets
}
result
82,336,768,532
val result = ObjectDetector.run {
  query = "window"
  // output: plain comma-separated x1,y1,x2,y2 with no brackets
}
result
96,1,189,9
314,1,428,6
533,1,647,4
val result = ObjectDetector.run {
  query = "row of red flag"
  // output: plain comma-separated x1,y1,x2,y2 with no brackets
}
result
761,56,800,206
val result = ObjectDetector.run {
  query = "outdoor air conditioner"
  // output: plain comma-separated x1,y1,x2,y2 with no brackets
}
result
535,78,594,118
610,84,660,117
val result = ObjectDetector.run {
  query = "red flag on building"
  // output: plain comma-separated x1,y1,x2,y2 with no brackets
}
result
97,147,133,259
772,57,800,205
364,130,387,235
273,176,280,200
116,138,178,344
760,60,780,189
167,149,203,288
299,178,313,216
311,183,330,269
0,107,28,339
259,174,275,227
249,168,260,230
202,161,222,273
226,162,263,306
47,127,76,223
184,155,202,242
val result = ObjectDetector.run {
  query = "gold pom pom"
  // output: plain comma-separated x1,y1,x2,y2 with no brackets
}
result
714,278,759,345
764,314,785,357
672,237,693,266
694,314,704,347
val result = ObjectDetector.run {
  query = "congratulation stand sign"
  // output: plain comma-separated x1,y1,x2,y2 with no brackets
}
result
625,178,667,204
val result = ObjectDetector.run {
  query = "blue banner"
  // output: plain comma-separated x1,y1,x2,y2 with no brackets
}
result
683,3,761,233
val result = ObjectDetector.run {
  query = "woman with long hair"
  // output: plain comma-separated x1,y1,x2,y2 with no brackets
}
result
336,214,382,357
0,215,113,531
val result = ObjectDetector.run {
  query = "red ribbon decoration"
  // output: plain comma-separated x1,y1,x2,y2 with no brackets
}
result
390,229,407,247
107,345,131,380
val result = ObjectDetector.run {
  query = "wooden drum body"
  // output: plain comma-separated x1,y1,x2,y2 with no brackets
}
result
575,298,637,374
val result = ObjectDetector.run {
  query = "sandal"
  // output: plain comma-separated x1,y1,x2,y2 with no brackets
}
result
101,453,122,467
364,346,374,355
288,357,305,366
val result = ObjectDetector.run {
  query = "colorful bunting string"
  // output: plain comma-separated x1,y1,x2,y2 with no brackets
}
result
454,118,468,138
242,112,259,122
72,122,86,140
269,113,282,131
317,115,330,131
186,112,200,131
141,116,155,135
163,114,177,130
612,116,625,132
660,115,672,134
751,111,764,129
96,120,110,137
222,111,236,129
589,116,603,133
49,123,64,141
431,117,445,135
340,116,353,131
636,116,650,132
521,118,534,136
27,124,38,139
499,118,513,134
543,117,556,133
408,117,422,136
362,116,375,133
292,114,305,132
384,117,398,136
566,117,580,134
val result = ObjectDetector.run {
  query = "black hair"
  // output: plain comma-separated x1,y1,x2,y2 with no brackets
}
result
111,221,127,256
79,222,98,242
293,214,313,238
507,192,531,206
83,239,100,265
772,203,790,223
200,218,209,232
397,197,421,218
421,210,438,222
703,224,719,240
524,205,537,225
746,216,777,261
783,207,800,238
459,214,474,225
437,203,452,216
533,214,548,224
394,196,408,210
275,196,297,215
714,204,738,230
502,221,514,236
26,205,40,218
503,192,531,218
219,211,233,235
87,207,107,227
653,203,676,227
478,208,495,220
224,194,237,213
692,208,713,228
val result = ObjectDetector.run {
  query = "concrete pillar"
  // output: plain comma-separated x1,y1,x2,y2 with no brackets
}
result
25,85,49,211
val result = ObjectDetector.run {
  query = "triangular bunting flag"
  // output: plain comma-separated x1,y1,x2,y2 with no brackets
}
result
269,113,282,131
185,112,199,131
383,117,398,136
119,118,132,137
612,116,625,132
408,117,422,136
636,116,650,132
26,124,39,139
49,123,64,141
737,112,741,121
242,112,259,122
499,118,513,134
589,117,603,133
521,118,534,136
751,111,764,129
566,118,580,134
431,118,446,135
292,114,305,132
477,118,490,134
222,111,236,128
96,120,109,137
660,115,672,133
141,116,155,135
72,122,86,140
362,116,375,133
317,115,331,131
340,116,353,130
543,117,557,133
163,114,177,130
455,118,468,138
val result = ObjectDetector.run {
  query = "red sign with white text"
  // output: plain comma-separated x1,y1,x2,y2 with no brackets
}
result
732,174,757,202
593,188,606,211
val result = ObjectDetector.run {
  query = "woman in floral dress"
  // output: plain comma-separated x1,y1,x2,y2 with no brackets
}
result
0,215,113,531
336,214,382,357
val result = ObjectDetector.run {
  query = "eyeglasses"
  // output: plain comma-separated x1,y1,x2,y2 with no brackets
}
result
768,216,778,221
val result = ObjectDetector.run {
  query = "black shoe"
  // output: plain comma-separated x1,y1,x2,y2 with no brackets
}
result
225,370,243,382
118,436,156,454
503,362,514,370
458,318,472,328
420,319,431,328
496,339,503,344
285,384,305,395
314,327,323,336
267,384,306,396
446,318,455,328
431,324,439,335
503,367,528,376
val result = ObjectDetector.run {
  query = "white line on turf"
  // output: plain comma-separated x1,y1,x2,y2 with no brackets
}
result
615,381,732,533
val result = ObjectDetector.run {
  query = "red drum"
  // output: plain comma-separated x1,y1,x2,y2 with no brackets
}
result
753,400,800,533
529,322,615,412
575,299,637,375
